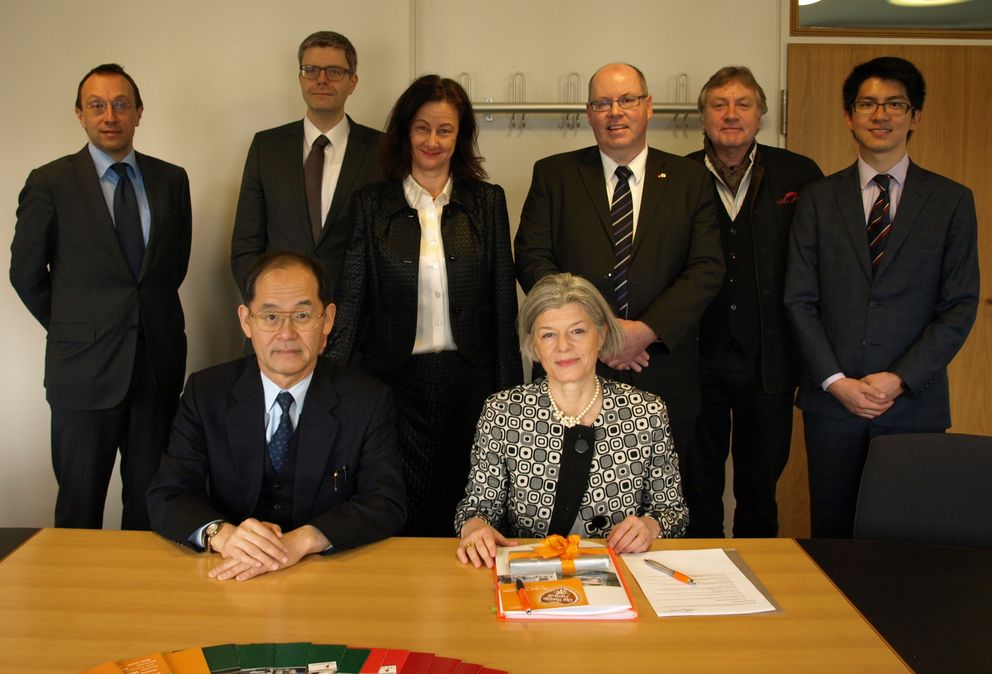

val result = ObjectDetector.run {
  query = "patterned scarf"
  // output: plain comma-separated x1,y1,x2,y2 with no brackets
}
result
704,135,756,196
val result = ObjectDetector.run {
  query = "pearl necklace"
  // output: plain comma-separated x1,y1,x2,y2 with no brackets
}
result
547,377,601,428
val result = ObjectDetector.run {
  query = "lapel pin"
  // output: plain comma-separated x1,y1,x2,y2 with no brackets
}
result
657,172,667,179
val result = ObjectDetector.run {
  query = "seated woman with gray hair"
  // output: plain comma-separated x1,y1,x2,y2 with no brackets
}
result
455,273,687,568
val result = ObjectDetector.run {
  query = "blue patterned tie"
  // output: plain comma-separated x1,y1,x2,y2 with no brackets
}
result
268,391,295,473
867,174,892,274
611,165,634,317
111,163,145,279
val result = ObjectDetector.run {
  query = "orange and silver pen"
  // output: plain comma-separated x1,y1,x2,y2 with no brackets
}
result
515,578,533,613
645,558,696,585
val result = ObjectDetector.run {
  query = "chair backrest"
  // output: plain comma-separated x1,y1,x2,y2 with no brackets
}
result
854,433,992,549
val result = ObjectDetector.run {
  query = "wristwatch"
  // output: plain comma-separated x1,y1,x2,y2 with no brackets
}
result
202,520,228,553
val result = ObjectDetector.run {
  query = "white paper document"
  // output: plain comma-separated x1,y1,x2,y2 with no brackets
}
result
624,548,776,617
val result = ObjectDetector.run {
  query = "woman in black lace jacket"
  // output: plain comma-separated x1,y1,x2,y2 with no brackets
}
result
455,273,687,568
329,75,521,536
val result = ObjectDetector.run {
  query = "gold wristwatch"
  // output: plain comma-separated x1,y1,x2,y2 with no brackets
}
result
202,520,228,553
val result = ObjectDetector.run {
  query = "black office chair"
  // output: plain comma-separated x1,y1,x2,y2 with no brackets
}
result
854,433,992,550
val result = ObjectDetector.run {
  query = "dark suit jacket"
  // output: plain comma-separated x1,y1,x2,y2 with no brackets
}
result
328,179,523,389
784,161,980,429
146,357,406,552
514,146,725,422
10,146,191,409
230,117,383,294
687,144,823,393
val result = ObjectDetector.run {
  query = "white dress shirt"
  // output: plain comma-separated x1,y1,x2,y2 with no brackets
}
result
404,174,458,354
703,143,758,220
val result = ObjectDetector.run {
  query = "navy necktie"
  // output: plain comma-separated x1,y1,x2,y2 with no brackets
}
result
268,391,295,473
305,135,330,244
867,174,892,274
111,163,144,279
611,165,634,318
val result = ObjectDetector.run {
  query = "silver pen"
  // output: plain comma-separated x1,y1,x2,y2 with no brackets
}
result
645,558,696,585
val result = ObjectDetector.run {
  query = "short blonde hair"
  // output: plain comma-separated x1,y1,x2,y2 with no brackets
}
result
518,273,625,365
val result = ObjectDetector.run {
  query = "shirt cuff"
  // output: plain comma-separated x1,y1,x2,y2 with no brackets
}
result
821,372,845,391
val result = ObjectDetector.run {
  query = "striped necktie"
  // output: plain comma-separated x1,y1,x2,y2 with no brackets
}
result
867,174,892,274
611,165,634,317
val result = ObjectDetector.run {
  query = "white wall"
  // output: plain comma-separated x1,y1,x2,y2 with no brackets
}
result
0,0,781,527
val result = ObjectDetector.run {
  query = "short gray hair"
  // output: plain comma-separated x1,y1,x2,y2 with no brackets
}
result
518,273,624,365
297,31,357,72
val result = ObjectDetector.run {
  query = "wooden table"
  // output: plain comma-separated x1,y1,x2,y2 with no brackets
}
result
0,530,906,673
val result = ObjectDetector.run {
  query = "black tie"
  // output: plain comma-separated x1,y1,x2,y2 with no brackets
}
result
611,166,634,318
111,163,144,279
867,174,892,273
268,391,295,473
305,135,330,244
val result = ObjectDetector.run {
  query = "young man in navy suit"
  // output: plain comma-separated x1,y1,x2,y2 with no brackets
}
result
231,31,383,295
785,57,979,538
10,63,191,530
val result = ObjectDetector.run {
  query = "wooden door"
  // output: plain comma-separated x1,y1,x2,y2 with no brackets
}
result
777,44,992,538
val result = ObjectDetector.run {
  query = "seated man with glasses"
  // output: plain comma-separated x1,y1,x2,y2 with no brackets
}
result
785,56,980,538
147,251,405,580
230,30,382,296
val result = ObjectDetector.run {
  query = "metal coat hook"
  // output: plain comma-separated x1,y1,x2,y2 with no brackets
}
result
457,72,472,99
510,71,527,128
675,72,690,130
563,72,582,129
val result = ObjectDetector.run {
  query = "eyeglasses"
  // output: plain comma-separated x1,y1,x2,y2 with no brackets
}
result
587,95,648,113
83,100,136,115
852,100,913,117
299,65,353,81
249,310,326,332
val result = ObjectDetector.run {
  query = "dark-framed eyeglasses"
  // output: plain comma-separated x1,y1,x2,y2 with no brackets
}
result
587,95,649,113
299,65,353,81
249,310,325,332
83,100,136,115
852,100,913,117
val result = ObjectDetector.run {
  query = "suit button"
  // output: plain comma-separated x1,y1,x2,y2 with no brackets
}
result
453,307,463,315
274,504,282,510
273,483,281,490
869,301,878,308
862,339,867,347
729,277,736,284
730,304,737,311
730,228,737,235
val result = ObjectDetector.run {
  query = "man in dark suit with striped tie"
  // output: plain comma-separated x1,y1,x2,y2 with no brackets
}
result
785,57,980,538
515,62,724,472
10,63,191,530
231,31,383,296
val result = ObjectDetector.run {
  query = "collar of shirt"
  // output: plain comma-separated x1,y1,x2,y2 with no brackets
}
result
599,146,649,236
88,143,140,181
599,145,648,191
857,153,909,221
88,143,151,243
403,173,453,209
703,143,758,220
261,370,314,442
303,114,350,155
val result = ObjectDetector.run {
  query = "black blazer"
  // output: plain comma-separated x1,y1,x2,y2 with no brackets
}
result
329,179,522,389
10,146,191,409
230,117,383,293
785,161,980,429
146,357,406,552
687,144,823,393
514,146,724,422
